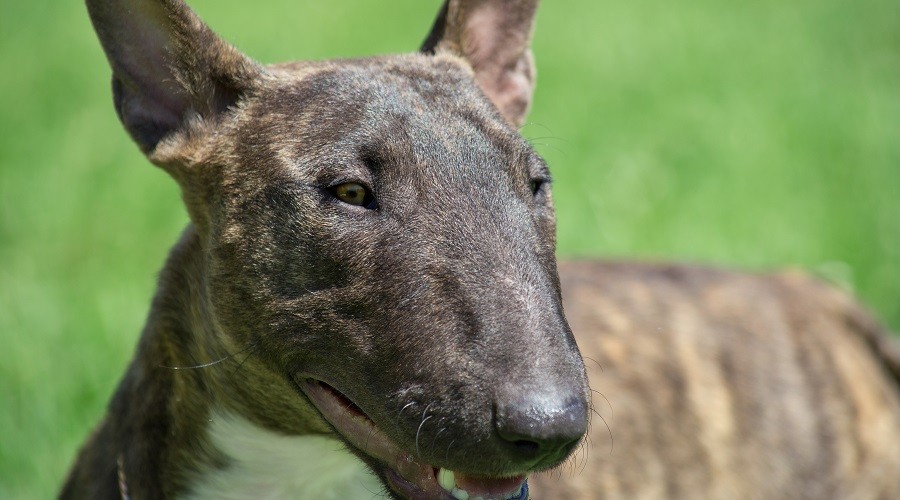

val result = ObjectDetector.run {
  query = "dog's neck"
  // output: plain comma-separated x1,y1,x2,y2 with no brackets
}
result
185,410,380,499
110,227,336,496
106,227,227,495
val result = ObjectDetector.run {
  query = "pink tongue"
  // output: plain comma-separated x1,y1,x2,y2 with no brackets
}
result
454,473,526,497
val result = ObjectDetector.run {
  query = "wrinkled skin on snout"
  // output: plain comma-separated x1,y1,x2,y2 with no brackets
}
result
167,56,591,482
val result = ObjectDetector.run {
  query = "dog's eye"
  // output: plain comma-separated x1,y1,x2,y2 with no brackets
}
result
330,182,377,209
530,178,549,198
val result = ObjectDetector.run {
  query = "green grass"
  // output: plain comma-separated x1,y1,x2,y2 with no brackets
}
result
1,0,897,496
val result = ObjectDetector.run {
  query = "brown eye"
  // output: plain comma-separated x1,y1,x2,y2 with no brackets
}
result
331,182,376,209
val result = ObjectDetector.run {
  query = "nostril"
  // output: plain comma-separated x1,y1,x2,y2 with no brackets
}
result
494,395,588,465
513,439,540,454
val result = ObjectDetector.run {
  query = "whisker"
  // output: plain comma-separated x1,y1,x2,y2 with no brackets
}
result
227,342,259,379
590,388,614,420
583,355,605,373
444,438,457,464
415,403,434,459
429,418,447,458
519,121,561,139
159,342,257,370
590,407,613,455
578,433,592,475
527,141,568,156
398,401,416,421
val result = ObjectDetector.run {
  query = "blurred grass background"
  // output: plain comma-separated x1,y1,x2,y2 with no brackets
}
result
1,0,897,496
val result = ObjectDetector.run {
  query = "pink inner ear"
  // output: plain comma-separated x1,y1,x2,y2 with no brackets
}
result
477,51,534,128
460,2,535,126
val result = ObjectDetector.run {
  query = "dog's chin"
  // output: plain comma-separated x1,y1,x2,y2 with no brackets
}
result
298,378,530,500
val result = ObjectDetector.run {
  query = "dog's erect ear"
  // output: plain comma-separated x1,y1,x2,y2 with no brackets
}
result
422,0,539,127
87,0,260,154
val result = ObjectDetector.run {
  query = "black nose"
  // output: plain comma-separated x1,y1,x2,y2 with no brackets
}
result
495,392,588,466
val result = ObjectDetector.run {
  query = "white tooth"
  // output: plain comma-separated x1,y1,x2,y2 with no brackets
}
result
438,469,456,491
451,488,470,500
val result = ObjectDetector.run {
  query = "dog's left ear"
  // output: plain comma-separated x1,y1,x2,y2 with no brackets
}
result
422,0,539,127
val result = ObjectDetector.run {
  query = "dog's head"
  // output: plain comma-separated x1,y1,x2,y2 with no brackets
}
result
88,0,588,497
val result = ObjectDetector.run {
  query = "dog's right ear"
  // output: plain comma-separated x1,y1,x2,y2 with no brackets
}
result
421,0,540,128
87,0,260,155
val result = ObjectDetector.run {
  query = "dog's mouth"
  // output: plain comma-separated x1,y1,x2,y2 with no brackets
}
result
299,378,529,500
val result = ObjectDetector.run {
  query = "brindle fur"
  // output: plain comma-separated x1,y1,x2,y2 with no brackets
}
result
532,263,900,499
64,0,900,498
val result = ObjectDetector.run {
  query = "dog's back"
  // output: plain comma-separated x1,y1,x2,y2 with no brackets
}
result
532,261,900,499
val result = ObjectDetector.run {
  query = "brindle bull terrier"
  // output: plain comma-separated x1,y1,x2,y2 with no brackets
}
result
63,0,900,498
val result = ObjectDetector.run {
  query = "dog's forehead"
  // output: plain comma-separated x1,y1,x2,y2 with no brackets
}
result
263,53,481,113
236,54,529,165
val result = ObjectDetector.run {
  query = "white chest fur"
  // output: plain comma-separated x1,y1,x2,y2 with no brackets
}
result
185,411,383,499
